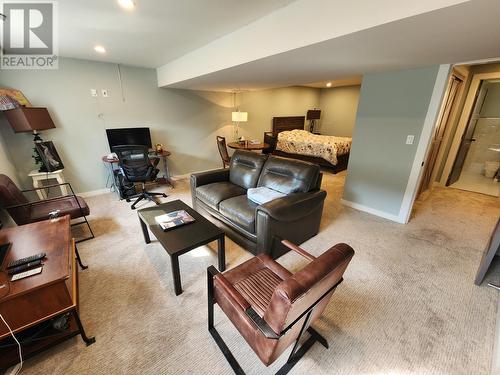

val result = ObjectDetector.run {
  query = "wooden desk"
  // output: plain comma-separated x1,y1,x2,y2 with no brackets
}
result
227,141,269,151
0,216,94,369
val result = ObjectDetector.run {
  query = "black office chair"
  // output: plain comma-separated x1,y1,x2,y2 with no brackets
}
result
113,145,167,209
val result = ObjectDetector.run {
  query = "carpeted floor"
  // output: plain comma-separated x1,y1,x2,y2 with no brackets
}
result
16,172,500,375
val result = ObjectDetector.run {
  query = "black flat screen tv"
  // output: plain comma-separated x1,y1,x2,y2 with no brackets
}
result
106,127,152,150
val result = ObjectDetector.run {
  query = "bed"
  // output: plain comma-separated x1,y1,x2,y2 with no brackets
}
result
271,116,351,173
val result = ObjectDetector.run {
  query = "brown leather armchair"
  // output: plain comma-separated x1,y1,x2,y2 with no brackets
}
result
0,174,94,269
208,240,354,374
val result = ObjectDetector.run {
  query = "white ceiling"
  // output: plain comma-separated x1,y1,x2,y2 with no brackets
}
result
303,77,363,89
57,0,296,68
165,0,500,91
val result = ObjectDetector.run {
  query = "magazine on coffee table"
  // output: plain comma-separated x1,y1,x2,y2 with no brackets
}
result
155,210,195,231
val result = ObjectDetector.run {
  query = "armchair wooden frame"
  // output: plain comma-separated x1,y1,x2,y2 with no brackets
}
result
5,182,94,270
207,240,344,375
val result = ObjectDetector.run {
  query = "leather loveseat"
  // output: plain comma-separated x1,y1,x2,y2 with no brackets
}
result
190,150,327,259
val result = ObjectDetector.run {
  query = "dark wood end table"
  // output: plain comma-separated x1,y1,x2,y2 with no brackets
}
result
138,200,225,295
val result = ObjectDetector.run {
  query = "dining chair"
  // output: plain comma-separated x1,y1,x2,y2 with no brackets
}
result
262,132,277,155
208,240,355,374
216,136,231,168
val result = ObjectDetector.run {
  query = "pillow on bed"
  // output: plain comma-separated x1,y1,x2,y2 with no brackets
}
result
247,187,286,205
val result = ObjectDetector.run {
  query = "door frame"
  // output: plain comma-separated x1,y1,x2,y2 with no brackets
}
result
417,71,464,198
440,70,500,184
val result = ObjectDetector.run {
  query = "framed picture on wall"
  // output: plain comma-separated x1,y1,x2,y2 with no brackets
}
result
35,141,64,172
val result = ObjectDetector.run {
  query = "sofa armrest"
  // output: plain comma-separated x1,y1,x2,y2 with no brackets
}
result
257,190,327,222
190,168,229,188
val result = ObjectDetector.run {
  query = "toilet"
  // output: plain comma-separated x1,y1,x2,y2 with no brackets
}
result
484,161,499,178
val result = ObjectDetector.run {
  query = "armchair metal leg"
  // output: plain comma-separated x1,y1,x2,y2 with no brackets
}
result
74,244,88,270
206,266,329,375
73,216,95,244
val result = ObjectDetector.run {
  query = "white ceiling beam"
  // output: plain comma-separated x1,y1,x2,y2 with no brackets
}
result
157,0,470,87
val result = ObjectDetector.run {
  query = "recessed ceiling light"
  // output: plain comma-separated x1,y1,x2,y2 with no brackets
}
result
118,0,135,10
326,82,332,87
94,45,106,54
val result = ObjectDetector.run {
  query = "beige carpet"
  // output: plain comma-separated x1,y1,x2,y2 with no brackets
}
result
16,172,500,375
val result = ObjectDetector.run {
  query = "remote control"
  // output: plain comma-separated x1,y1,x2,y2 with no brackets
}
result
11,267,43,281
8,259,43,275
7,252,46,269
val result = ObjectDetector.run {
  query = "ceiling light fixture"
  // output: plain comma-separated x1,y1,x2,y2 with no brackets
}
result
94,45,106,54
118,0,135,10
326,82,332,87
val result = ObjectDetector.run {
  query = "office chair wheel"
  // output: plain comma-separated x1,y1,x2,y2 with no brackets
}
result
126,199,131,202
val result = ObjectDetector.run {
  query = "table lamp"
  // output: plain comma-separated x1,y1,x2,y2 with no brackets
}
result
306,109,321,133
232,110,248,141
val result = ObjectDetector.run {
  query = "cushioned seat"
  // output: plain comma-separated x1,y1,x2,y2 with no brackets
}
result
219,253,292,317
30,196,90,222
196,182,246,210
219,195,258,233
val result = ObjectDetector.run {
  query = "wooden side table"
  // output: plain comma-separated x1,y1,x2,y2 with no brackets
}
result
227,141,269,151
29,169,67,199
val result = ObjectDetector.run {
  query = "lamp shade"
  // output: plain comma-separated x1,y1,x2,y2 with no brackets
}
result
306,109,321,120
3,107,56,133
232,111,248,122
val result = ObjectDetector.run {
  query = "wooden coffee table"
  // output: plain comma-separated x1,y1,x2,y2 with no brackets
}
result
137,200,225,295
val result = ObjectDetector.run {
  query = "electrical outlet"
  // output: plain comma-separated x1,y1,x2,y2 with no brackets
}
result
90,89,97,97
406,135,415,145
101,89,109,97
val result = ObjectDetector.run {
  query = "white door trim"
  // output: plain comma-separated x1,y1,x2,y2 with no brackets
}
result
398,64,451,224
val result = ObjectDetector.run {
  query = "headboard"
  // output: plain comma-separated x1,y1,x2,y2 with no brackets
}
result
272,116,305,136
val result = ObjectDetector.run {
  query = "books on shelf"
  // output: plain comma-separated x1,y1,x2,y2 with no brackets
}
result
155,210,195,231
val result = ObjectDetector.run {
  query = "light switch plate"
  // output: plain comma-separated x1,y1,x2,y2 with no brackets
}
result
90,89,97,97
406,135,415,145
101,89,109,97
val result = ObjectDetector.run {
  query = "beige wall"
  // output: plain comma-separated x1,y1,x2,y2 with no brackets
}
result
233,85,361,142
234,86,320,142
318,85,361,136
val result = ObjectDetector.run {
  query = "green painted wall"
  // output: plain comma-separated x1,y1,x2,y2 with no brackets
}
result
0,58,233,192
343,66,442,217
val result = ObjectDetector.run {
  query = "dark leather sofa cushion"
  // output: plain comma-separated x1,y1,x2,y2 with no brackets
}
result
257,156,320,194
196,182,246,210
219,195,259,234
229,150,268,189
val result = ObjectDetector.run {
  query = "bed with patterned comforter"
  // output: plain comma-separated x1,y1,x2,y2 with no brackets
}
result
276,129,351,165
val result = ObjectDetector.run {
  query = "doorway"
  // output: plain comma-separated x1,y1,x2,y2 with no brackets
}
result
448,79,500,197
418,73,464,198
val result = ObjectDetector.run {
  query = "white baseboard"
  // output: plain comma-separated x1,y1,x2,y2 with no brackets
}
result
341,199,404,224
